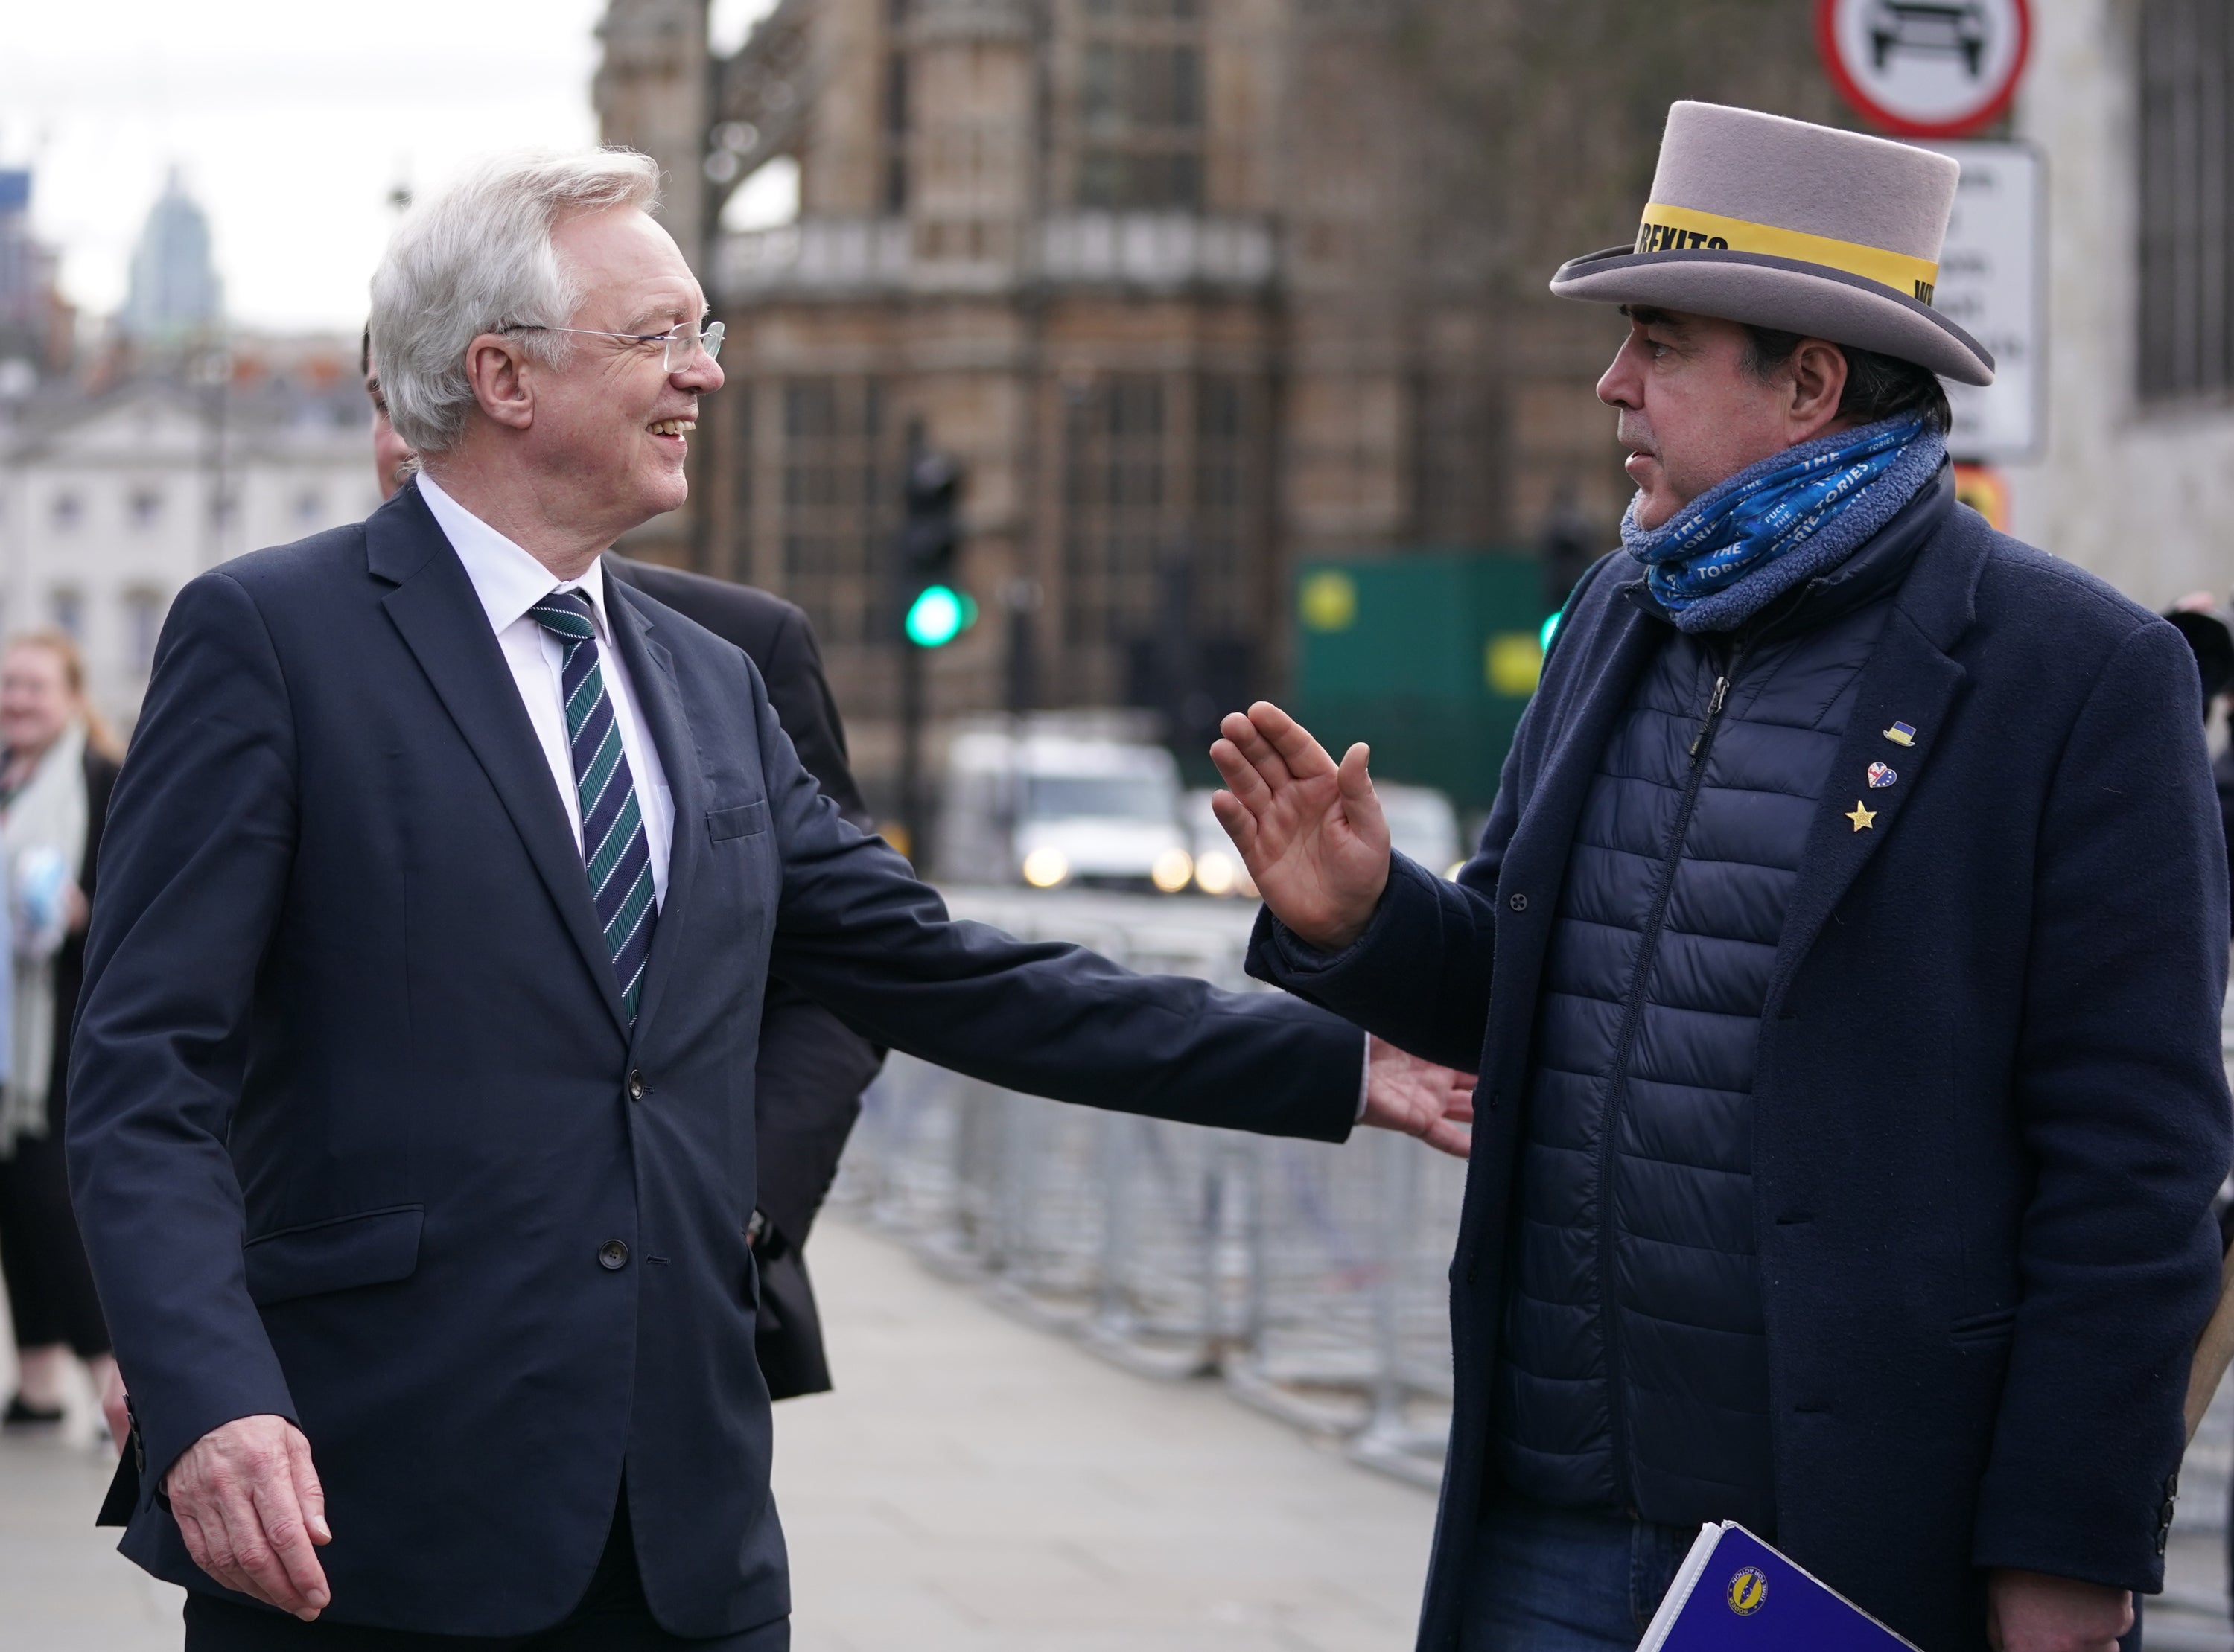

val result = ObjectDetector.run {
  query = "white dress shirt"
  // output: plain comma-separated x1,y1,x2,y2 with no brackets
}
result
418,473,673,908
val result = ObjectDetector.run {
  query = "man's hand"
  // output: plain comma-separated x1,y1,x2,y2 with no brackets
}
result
1209,702,1390,951
101,1365,130,1454
1987,1569,2132,1652
1363,1035,1474,1158
165,1415,333,1620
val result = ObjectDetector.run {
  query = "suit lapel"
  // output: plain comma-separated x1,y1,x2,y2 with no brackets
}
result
605,584,708,1047
370,487,629,1036
1766,508,1990,1012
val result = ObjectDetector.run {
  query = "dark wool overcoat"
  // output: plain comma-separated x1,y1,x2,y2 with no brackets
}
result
1251,496,2234,1652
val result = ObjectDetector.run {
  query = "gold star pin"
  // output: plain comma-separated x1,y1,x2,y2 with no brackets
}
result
1846,801,1877,832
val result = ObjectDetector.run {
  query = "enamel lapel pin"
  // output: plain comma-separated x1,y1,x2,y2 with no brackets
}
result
1845,801,1877,832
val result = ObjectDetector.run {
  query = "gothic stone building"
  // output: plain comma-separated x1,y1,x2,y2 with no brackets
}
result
595,0,1842,804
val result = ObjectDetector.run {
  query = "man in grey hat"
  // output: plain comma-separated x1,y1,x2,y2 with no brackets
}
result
1212,103,2230,1652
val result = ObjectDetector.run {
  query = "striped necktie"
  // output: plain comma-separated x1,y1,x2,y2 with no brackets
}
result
528,589,658,1023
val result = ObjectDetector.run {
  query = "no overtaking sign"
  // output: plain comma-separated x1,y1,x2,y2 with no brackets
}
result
1815,0,2031,138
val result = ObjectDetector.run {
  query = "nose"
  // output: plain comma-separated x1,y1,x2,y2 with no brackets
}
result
1597,337,1643,410
673,351,724,395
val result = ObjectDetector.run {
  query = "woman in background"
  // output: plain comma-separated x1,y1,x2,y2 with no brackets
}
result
0,631,121,1431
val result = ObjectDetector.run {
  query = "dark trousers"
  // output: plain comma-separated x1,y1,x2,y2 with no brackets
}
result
182,1499,787,1651
0,1081,110,1358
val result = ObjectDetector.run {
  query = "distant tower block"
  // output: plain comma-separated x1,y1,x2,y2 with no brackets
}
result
595,0,712,270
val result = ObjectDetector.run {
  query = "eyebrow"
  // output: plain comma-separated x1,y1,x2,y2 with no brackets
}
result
1621,304,1687,334
620,303,710,335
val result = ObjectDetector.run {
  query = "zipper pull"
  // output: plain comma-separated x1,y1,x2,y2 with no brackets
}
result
1688,676,1730,762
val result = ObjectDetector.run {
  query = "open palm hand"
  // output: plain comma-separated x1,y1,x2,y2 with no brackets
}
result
1209,701,1392,951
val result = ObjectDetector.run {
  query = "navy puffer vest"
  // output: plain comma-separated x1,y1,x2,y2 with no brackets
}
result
1494,501,1935,1533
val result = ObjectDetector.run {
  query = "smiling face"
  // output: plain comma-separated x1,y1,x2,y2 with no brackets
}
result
526,205,720,534
1596,307,1849,530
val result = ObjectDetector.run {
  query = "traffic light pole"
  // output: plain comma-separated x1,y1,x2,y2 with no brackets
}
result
898,628,926,869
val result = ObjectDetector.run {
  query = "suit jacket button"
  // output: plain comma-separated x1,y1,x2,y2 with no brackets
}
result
1508,893,1528,913
599,1240,630,1271
628,1071,646,1103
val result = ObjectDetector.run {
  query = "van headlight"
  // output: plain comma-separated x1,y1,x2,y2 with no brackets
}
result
1194,849,1238,896
1022,847,1069,888
1150,848,1194,893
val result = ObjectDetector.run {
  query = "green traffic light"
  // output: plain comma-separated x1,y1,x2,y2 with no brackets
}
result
906,584,976,648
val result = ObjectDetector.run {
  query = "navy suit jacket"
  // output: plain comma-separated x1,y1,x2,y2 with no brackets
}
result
1251,499,2233,1652
68,480,1361,1639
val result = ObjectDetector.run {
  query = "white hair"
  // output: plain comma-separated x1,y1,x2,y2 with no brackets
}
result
369,148,661,453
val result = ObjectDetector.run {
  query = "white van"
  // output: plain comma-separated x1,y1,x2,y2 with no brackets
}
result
938,720,1194,893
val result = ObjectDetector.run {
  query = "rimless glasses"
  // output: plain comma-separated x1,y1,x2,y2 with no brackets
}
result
499,317,725,374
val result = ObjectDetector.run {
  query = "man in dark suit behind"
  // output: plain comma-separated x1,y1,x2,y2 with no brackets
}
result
371,339,877,1401
69,150,1473,1650
606,558,879,1400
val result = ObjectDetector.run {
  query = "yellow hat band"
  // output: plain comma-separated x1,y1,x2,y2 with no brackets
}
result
1633,203,1940,306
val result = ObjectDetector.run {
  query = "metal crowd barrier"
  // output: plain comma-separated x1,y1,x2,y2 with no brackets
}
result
830,887,1466,1487
827,887,2234,1603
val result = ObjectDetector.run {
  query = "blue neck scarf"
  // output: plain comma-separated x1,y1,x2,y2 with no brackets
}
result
1622,413,1947,634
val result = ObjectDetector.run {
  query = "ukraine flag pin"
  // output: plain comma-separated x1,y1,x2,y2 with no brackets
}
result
1883,721,1917,747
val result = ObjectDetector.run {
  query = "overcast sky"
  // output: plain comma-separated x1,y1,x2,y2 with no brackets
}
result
0,0,779,337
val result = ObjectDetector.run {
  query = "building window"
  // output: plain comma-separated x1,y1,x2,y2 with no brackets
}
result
122,587,166,674
1193,375,1262,634
1063,374,1168,648
2139,0,2234,401
49,587,83,640
1076,0,1205,211
51,491,81,532
885,8,910,214
129,487,164,529
1414,376,1503,546
778,378,894,645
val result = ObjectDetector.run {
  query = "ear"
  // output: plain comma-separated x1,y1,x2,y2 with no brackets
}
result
1786,339,1850,441
461,332,536,433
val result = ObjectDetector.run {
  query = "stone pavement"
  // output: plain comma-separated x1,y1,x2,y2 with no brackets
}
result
0,1217,1436,1651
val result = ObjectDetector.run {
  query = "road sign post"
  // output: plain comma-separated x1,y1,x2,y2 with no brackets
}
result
1926,139,2045,465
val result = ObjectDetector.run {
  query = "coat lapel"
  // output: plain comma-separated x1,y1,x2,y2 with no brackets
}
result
1502,596,1664,892
369,485,629,1036
1765,508,1991,1012
604,583,708,1048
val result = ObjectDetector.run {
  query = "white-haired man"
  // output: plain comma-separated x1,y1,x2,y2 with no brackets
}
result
67,149,1473,1649
1215,104,2229,1652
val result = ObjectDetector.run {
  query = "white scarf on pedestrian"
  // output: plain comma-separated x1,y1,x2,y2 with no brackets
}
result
0,722,86,1151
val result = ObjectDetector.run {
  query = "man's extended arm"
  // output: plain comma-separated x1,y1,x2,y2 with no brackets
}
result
748,674,1395,1138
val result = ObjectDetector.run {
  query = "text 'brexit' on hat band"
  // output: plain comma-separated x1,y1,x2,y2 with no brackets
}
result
1633,203,1941,307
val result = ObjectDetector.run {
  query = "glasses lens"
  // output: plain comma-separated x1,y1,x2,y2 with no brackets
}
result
665,320,725,371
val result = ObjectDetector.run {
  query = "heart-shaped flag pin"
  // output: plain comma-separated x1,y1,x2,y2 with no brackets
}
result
1867,762,1897,789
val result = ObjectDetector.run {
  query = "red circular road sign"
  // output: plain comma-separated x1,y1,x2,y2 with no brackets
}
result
1815,0,2031,138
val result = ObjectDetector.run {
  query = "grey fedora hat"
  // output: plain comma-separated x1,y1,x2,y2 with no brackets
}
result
1549,101,1994,386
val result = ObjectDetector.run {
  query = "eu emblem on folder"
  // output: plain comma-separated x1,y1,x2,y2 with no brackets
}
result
1638,1524,1921,1651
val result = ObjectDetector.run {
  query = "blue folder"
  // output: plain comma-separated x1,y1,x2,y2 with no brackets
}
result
1638,1523,1922,1651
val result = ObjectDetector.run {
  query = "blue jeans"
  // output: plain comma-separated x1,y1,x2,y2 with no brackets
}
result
1459,1499,1698,1652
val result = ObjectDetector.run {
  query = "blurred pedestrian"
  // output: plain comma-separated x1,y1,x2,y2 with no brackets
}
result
0,632,121,1432
360,334,882,1400
1215,102,2227,1652
67,148,1471,1648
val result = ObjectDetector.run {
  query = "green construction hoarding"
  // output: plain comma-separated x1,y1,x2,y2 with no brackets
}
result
1290,552,1554,814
